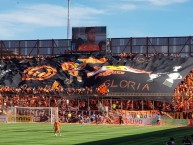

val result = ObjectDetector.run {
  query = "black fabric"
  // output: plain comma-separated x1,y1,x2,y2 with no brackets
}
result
0,54,192,102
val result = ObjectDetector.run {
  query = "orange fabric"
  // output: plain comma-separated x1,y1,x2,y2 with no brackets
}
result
78,43,100,51
61,62,74,71
79,57,107,64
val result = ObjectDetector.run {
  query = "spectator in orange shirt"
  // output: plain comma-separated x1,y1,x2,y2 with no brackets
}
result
53,120,61,136
78,27,100,51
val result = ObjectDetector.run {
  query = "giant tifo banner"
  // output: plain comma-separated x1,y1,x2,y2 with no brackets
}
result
72,26,106,52
0,54,193,101
86,54,193,101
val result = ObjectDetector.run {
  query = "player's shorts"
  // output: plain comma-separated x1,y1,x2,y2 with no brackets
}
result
55,127,60,130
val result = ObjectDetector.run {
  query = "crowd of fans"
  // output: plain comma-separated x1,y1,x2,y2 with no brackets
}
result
120,52,183,57
172,69,193,112
0,55,58,60
0,85,93,96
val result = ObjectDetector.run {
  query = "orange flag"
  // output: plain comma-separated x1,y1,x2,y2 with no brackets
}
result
52,81,59,89
97,83,109,96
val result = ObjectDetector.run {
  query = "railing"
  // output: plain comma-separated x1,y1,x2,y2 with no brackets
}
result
110,36,193,56
0,36,193,57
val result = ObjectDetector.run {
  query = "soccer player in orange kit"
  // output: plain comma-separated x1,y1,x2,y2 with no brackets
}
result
53,120,61,136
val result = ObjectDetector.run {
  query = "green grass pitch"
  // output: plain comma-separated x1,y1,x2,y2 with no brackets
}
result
0,123,192,145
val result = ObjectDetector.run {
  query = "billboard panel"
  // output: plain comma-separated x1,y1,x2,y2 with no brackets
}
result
72,26,106,52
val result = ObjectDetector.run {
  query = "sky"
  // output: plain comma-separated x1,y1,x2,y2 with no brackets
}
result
0,0,193,40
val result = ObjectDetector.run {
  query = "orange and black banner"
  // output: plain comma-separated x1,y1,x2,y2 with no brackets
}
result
0,54,193,102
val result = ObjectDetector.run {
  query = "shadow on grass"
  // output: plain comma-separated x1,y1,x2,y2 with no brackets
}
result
12,130,53,133
75,126,193,145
